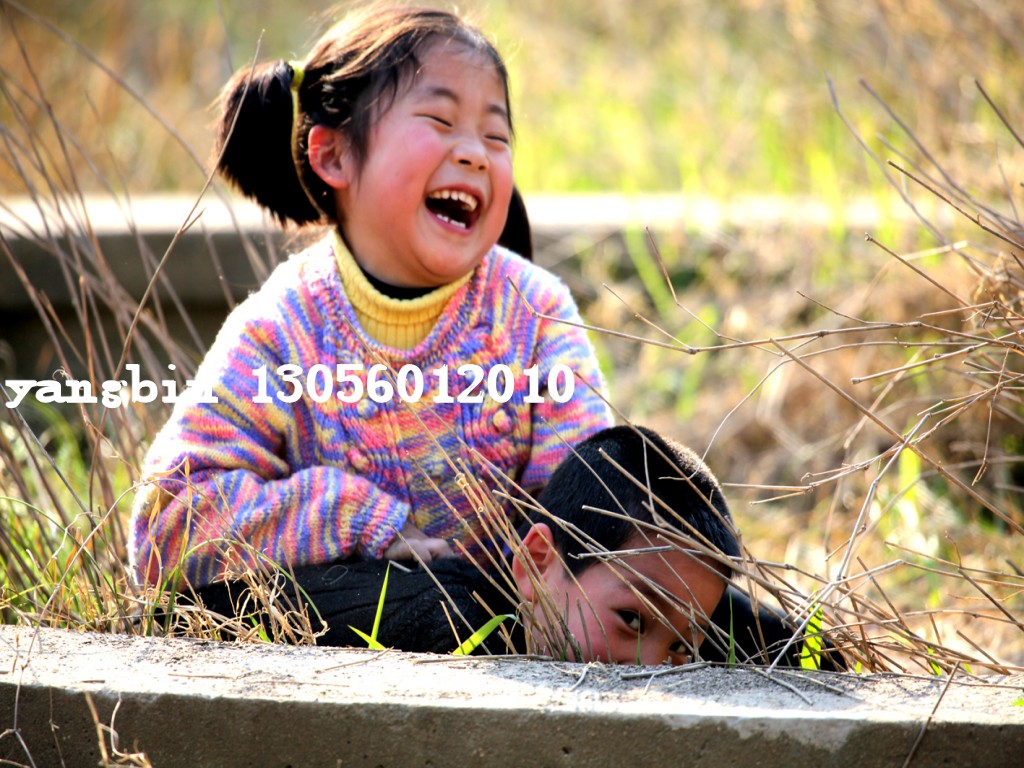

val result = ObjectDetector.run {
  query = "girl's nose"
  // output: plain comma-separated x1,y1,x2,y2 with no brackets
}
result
453,136,488,171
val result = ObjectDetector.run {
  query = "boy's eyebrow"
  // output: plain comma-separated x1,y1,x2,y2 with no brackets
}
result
625,572,699,615
626,578,713,633
418,84,510,123
631,578,675,607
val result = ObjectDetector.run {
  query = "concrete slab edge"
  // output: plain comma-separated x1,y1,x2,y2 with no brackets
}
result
2,625,1022,767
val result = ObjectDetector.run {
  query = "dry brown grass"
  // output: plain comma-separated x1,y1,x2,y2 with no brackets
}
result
0,0,1021,690
564,81,1024,671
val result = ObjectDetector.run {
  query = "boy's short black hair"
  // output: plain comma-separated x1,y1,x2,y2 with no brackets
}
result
530,425,739,575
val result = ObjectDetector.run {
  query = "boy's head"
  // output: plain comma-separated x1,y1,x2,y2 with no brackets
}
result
511,426,740,665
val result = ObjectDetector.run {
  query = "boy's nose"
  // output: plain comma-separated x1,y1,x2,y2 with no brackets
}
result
621,641,671,667
638,645,668,667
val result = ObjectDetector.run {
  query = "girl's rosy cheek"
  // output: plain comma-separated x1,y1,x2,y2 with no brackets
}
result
397,125,439,152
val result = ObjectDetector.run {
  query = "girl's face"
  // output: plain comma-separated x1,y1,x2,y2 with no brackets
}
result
332,41,514,287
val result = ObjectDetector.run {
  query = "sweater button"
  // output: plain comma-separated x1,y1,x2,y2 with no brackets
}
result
491,407,512,434
347,448,370,472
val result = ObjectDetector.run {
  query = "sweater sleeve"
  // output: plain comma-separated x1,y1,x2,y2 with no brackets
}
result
515,273,614,494
128,273,409,588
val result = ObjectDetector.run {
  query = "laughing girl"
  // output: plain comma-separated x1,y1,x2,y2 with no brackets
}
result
130,6,612,588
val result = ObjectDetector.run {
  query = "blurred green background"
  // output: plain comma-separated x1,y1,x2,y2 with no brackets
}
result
3,0,1021,198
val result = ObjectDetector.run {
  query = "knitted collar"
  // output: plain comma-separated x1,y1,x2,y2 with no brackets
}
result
332,230,472,350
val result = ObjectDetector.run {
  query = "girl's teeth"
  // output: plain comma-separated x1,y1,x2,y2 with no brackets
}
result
434,212,468,229
428,190,478,211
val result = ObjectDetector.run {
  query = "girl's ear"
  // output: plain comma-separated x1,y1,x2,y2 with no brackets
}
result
511,523,559,603
307,125,353,189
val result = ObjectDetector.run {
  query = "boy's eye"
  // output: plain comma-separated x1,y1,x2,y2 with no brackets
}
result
618,611,643,634
669,640,692,657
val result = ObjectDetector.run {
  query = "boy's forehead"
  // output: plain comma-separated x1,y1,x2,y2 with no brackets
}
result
599,548,724,605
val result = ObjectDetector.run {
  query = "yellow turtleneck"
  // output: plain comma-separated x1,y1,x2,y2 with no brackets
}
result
332,231,471,350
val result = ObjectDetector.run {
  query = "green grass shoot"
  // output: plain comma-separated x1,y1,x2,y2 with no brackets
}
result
635,619,643,666
349,562,391,651
451,614,515,656
727,592,737,669
345,564,510,656
799,604,824,671
253,620,271,644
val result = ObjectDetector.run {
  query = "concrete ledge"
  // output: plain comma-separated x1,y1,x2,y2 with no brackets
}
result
2,625,1021,767
0,191,941,310
0,192,948,380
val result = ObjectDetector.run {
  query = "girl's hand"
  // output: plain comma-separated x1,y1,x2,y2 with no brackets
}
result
383,521,453,563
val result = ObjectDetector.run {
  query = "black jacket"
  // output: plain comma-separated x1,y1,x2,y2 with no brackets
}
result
191,557,843,669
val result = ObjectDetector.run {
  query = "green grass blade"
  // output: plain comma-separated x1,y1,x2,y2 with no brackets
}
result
371,562,391,643
347,562,390,650
254,620,271,644
727,592,736,668
800,605,824,671
348,625,385,650
452,614,514,656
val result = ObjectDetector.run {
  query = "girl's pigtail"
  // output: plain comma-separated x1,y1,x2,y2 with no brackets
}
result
212,60,323,226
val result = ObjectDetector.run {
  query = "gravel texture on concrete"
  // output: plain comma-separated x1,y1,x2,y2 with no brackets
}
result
2,624,1022,767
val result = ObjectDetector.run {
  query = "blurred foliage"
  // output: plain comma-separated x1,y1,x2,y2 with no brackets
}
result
2,0,1022,196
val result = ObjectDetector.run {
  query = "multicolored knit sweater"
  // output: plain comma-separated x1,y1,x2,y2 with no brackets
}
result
129,235,612,587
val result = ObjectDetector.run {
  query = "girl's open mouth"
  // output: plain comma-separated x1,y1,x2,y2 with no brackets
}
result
425,189,481,230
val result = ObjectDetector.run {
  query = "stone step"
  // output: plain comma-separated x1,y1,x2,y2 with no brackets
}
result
1,624,1020,767
0,192,939,380
0,191,934,309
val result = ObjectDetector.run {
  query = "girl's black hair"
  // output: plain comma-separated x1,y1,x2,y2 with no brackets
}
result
498,186,532,261
530,426,740,575
212,6,512,227
214,60,311,224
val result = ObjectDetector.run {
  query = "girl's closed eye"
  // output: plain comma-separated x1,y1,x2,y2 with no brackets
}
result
483,116,511,145
420,114,453,128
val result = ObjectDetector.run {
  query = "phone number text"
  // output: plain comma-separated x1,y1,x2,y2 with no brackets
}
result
251,363,575,405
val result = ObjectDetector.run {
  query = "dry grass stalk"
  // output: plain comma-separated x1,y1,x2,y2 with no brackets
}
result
1,0,1022,716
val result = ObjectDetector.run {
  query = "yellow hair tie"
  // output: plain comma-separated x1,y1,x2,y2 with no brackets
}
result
289,60,305,92
289,60,305,142
287,60,323,218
